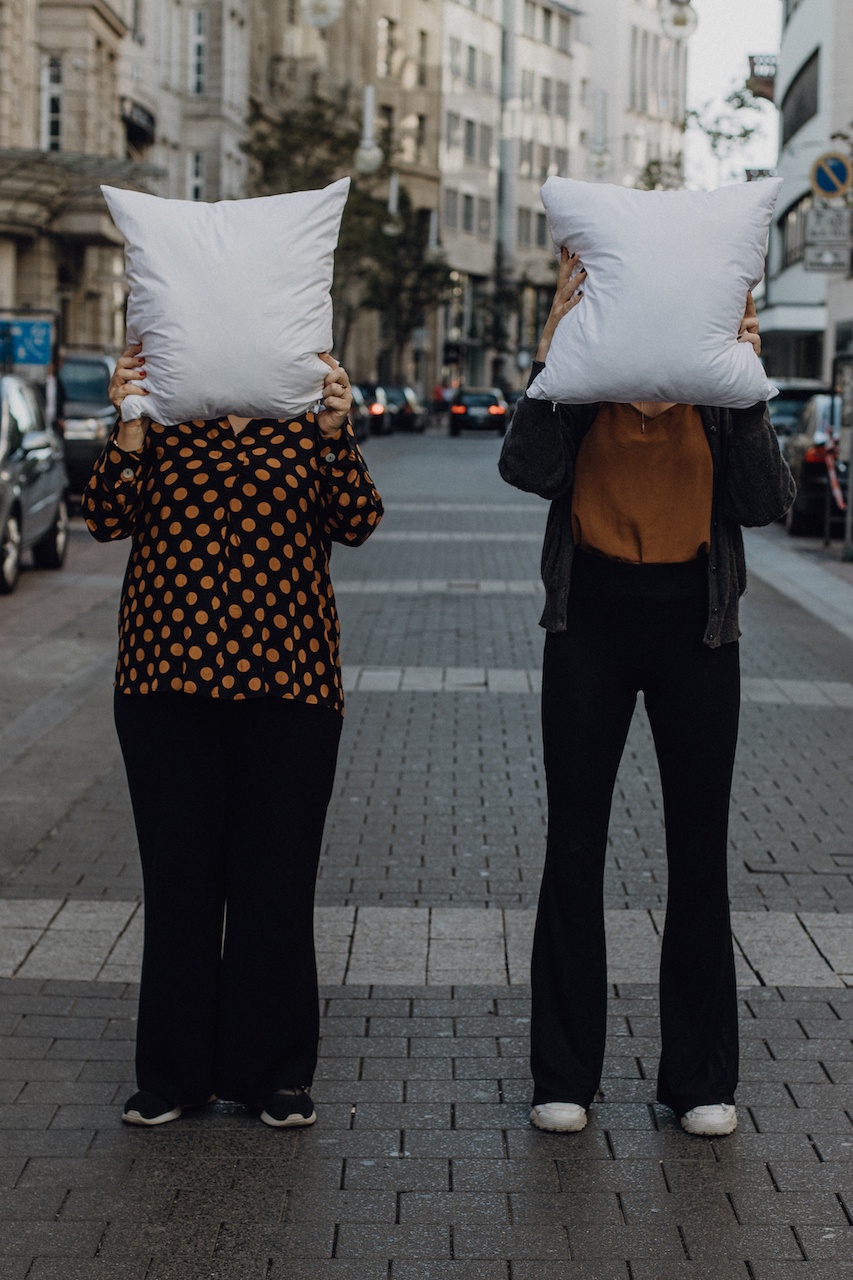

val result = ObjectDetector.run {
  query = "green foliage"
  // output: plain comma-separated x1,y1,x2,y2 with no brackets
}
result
686,87,764,162
243,95,449,372
634,154,685,191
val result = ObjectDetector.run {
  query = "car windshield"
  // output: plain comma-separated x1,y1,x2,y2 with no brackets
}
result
460,393,497,407
383,388,407,405
60,361,111,402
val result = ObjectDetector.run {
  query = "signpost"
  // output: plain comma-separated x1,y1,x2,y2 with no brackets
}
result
804,155,852,273
810,152,852,199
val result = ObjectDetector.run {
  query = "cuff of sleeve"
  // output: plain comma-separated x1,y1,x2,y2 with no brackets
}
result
102,439,143,485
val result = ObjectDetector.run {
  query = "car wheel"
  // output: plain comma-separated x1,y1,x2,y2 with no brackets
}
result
0,511,22,594
32,497,70,570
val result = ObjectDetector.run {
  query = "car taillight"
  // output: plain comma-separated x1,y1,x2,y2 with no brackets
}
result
369,402,384,415
450,404,466,414
488,404,505,415
803,444,827,464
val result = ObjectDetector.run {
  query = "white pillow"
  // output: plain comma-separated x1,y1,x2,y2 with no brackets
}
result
101,179,351,424
527,177,782,409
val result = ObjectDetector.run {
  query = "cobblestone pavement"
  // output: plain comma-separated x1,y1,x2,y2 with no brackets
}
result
1,428,853,1277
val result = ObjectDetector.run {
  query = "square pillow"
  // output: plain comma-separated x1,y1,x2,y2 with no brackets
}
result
101,179,351,424
527,176,782,409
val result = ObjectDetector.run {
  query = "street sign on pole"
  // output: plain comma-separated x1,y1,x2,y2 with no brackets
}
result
803,201,851,272
810,152,853,199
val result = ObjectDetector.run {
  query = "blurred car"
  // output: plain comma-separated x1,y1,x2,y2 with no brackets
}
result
448,387,508,436
383,385,427,432
355,383,395,436
348,384,371,443
58,353,116,497
781,393,849,536
767,377,828,440
0,375,70,593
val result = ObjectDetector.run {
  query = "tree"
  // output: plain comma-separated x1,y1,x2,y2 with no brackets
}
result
243,94,450,374
634,154,685,191
686,87,765,172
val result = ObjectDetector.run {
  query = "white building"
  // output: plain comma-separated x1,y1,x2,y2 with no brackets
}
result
760,0,853,379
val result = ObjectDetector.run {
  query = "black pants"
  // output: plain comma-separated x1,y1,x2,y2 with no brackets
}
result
531,550,740,1116
114,691,342,1107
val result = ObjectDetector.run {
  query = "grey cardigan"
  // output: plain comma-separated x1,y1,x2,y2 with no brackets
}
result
498,367,796,648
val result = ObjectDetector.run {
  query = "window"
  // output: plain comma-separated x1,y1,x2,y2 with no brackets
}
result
190,11,205,95
377,16,396,78
479,123,493,165
417,30,428,87
462,193,475,233
781,50,819,147
541,7,552,44
519,138,533,176
521,69,534,105
416,114,427,163
466,45,477,86
557,13,570,52
517,207,532,246
554,147,568,174
446,111,460,149
41,56,62,151
523,1,535,38
639,29,649,113
444,187,459,231
481,52,494,92
541,76,552,112
477,196,491,238
538,144,551,181
449,37,461,78
380,104,394,143
784,0,804,24
555,81,570,119
189,151,205,200
780,192,812,267
464,118,476,160
629,27,638,111
536,212,549,248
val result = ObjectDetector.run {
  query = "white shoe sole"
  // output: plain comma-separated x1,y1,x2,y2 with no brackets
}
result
680,1109,737,1137
530,1104,588,1133
122,1105,183,1126
259,1108,317,1128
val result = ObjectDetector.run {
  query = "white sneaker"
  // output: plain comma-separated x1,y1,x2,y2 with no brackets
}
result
530,1102,588,1132
680,1103,737,1136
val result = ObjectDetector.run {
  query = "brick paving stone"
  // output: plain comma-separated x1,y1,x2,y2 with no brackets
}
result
391,1265,510,1280
749,1265,853,1279
333,1222,451,1258
567,1221,687,1259
729,1189,850,1226
681,1222,806,1259
629,1267,750,1280
397,1191,510,1223
26,1264,152,1280
0,1220,105,1257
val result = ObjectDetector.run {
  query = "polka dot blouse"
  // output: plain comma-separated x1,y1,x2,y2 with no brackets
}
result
83,415,383,711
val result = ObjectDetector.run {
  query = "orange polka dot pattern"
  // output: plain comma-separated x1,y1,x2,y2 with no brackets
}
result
83,416,383,710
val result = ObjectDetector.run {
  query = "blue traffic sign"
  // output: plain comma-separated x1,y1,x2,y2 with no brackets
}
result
810,152,852,198
0,319,53,366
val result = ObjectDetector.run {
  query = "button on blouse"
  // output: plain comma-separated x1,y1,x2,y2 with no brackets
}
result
83,415,383,711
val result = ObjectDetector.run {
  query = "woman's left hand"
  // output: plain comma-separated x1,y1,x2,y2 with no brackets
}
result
738,291,761,358
317,353,353,439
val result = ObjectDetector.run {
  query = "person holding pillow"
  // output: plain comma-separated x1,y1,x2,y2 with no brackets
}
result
499,249,795,1138
83,345,383,1129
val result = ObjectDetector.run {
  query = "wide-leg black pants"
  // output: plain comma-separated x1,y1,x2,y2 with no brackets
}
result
114,691,342,1107
531,550,740,1117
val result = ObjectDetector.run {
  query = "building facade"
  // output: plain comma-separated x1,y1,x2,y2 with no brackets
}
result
760,0,853,379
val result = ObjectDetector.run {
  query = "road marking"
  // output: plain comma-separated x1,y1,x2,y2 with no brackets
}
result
2,899,850,988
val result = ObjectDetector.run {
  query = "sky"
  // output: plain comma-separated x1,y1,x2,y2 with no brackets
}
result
683,0,783,188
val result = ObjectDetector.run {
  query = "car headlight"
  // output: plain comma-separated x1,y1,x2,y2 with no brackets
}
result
64,417,111,441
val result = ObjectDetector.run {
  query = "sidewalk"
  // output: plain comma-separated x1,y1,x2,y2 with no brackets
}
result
1,431,853,1278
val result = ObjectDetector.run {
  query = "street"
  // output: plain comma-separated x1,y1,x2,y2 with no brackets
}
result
2,426,853,1278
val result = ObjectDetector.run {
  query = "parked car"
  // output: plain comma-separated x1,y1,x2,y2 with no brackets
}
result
767,377,829,440
383,385,427,432
354,383,394,436
348,384,371,443
448,387,508,436
0,375,70,593
781,393,850,536
58,353,116,498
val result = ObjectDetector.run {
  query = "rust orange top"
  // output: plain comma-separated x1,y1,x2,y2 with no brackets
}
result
83,415,383,710
571,402,713,565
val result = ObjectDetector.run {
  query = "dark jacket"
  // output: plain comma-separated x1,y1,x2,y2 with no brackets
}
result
498,365,795,647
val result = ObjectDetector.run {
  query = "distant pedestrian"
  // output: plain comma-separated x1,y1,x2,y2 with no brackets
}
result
83,345,382,1128
499,249,795,1137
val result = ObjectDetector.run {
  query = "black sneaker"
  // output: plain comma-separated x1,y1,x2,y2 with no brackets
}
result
122,1091,183,1126
260,1087,316,1128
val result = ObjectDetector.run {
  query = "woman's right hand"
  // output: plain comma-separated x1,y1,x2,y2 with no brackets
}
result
109,343,150,451
536,248,586,363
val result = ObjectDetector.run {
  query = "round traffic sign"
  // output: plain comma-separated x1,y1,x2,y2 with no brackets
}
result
810,152,852,198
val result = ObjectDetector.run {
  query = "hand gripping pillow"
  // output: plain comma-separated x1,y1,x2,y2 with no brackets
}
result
101,179,351,423
527,176,782,409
